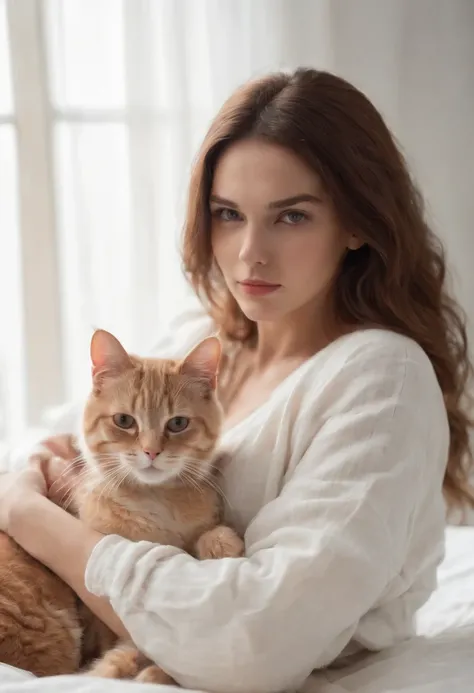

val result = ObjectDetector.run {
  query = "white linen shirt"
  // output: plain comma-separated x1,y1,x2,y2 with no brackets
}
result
81,312,449,693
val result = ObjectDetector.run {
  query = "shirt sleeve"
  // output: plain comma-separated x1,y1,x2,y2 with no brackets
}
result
85,339,449,693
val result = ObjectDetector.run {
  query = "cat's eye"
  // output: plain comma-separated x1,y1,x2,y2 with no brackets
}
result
166,416,189,433
113,413,136,430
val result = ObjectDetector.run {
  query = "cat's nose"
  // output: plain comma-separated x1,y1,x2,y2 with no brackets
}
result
143,449,160,461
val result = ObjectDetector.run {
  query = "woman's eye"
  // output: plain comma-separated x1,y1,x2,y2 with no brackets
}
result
113,413,136,430
214,207,241,222
280,210,308,225
166,416,190,433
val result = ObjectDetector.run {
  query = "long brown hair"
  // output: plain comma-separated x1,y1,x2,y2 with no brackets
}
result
182,68,473,510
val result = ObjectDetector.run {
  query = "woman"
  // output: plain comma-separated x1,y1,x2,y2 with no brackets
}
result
0,68,472,693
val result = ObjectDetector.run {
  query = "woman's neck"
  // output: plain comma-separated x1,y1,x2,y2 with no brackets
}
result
252,302,345,370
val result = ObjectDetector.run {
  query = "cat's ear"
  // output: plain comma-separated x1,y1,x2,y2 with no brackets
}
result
90,329,132,380
180,336,221,389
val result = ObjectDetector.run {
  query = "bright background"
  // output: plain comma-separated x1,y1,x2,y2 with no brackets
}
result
0,0,473,447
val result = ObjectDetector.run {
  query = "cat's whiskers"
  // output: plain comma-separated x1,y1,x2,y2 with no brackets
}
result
114,465,135,493
96,470,122,506
182,459,231,507
46,455,85,488
179,470,203,495
49,459,118,500
49,463,95,500
53,463,102,511
60,459,120,507
181,465,208,483
93,455,142,502
165,455,207,485
194,470,226,499
181,456,217,476
51,453,117,476
60,491,78,513
111,466,136,496
52,472,97,510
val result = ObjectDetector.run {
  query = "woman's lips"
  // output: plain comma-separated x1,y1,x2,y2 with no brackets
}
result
238,280,281,296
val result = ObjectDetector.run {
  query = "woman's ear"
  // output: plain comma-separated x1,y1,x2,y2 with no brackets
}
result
347,233,364,251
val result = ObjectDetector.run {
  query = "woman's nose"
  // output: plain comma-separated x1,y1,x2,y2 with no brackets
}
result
238,224,268,266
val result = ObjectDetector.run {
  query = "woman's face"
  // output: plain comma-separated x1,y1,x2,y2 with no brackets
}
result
210,138,360,325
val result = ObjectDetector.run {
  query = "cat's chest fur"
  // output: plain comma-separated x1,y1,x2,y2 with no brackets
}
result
75,478,222,551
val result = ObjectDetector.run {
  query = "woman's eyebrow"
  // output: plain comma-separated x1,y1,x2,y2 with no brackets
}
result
268,194,323,208
209,195,239,207
209,193,323,208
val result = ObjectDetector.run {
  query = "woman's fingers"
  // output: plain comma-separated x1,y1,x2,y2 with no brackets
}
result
28,446,83,510
41,434,80,461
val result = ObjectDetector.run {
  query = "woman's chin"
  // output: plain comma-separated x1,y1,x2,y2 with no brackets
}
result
237,299,284,323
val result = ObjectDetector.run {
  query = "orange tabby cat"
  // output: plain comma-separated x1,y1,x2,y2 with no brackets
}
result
0,330,243,682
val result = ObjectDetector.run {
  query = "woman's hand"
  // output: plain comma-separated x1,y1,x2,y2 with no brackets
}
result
1,444,127,640
0,460,48,533
0,434,82,533
35,434,83,508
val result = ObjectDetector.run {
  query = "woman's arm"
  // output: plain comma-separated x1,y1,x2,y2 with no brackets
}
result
8,493,129,640
77,339,449,693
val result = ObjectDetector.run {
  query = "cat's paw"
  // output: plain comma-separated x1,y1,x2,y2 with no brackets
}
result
135,665,176,685
85,644,148,679
194,525,245,559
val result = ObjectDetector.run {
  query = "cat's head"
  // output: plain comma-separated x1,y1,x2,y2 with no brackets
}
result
82,329,223,487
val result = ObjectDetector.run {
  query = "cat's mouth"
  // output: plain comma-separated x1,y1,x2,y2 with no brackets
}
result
92,451,213,488
115,452,181,486
129,465,179,486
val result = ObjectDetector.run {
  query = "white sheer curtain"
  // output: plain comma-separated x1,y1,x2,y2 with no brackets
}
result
0,0,473,445
46,0,291,401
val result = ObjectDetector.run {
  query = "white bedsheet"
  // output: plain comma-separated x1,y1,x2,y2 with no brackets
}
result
1,527,473,693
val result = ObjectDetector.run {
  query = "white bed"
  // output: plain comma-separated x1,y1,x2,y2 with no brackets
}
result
1,526,473,693
307,525,474,693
